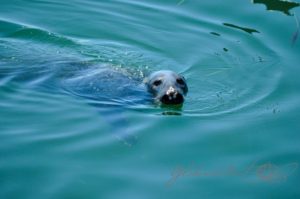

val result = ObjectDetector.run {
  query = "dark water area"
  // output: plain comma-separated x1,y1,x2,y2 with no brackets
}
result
1,0,300,198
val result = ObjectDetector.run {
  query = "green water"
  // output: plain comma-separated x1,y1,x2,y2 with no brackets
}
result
1,0,300,198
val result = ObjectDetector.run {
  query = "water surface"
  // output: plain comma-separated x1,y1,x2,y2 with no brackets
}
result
1,0,300,198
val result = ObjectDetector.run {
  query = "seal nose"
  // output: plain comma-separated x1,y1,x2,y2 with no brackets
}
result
160,87,184,105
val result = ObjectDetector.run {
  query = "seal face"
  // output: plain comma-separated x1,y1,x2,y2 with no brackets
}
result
145,70,188,105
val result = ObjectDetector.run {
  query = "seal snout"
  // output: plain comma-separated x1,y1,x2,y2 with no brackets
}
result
160,87,184,105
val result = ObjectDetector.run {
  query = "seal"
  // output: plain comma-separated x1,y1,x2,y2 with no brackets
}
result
144,70,188,105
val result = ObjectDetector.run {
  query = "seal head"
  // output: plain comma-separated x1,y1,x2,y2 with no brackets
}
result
145,70,188,105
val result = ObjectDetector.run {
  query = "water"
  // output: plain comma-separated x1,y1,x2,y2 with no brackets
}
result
1,0,300,198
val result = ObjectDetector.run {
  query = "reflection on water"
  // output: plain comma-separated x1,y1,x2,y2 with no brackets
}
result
292,15,300,45
210,32,221,36
252,0,300,15
223,23,260,34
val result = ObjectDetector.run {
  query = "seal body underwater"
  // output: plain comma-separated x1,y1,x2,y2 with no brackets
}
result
61,67,188,145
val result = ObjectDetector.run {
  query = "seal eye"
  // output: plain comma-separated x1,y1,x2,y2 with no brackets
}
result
153,79,162,86
176,78,185,85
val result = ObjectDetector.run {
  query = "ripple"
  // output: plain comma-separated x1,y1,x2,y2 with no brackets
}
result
175,18,282,117
0,2,284,119
0,82,116,146
105,1,283,117
183,54,281,117
0,18,76,46
0,1,285,120
1,1,299,198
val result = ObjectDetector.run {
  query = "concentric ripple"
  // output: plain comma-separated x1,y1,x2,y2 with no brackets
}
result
1,5,282,118
182,33,282,116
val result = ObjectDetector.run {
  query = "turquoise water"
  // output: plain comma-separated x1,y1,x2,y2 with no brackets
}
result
1,0,300,198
